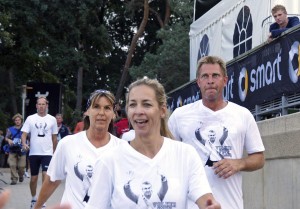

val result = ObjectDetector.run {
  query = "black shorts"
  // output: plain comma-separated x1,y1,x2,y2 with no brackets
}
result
29,155,52,176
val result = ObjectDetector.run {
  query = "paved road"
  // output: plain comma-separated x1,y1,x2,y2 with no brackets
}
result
0,168,64,209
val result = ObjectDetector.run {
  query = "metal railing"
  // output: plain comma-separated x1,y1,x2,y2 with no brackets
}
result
251,92,300,121
261,14,300,43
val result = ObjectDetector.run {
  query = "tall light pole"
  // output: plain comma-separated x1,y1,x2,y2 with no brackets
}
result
21,85,33,118
22,85,27,118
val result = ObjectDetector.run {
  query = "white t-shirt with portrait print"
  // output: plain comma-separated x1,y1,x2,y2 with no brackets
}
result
46,131,121,209
85,137,212,209
168,100,265,209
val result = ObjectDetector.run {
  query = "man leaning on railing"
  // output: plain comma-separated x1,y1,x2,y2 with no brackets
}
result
267,4,300,42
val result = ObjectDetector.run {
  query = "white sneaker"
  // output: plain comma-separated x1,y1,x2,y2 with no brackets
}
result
30,200,36,209
42,203,46,208
24,171,30,178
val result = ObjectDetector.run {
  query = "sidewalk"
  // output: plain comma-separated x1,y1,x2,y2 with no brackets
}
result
0,168,64,209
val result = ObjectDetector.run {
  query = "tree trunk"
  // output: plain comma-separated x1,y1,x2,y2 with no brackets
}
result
163,0,171,25
8,67,18,114
76,66,83,112
149,0,170,28
115,0,150,103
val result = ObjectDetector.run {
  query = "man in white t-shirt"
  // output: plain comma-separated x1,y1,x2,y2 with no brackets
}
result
21,96,58,209
168,56,265,209
74,163,94,202
123,173,168,209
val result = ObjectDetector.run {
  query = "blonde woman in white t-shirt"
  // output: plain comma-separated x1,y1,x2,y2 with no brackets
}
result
86,78,220,209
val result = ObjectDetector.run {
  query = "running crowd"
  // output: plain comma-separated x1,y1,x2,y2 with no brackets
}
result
2,4,299,208
0,55,266,209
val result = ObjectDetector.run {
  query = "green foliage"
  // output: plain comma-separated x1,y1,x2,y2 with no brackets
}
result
129,0,193,92
0,111,10,134
0,0,194,130
0,0,113,129
0,12,14,48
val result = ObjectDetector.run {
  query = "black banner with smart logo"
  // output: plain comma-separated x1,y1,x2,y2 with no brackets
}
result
168,28,300,112
226,29,300,110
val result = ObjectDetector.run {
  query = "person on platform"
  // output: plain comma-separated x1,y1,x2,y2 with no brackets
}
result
268,4,300,42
